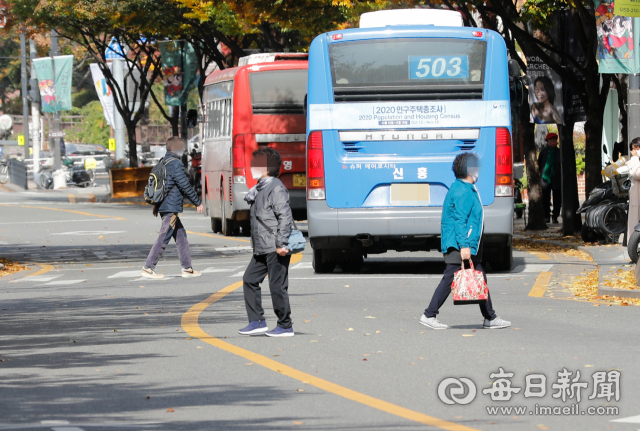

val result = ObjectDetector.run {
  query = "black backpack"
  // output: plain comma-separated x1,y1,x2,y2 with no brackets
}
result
143,158,176,205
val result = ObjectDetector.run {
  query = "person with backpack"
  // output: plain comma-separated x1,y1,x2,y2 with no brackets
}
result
141,136,204,279
238,147,296,337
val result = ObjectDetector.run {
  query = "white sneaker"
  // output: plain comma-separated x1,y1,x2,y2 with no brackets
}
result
182,268,201,278
141,267,164,279
419,314,449,329
483,317,511,329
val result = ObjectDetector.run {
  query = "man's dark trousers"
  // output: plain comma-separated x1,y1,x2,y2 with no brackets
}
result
145,213,192,269
542,186,562,219
243,252,292,328
425,262,497,321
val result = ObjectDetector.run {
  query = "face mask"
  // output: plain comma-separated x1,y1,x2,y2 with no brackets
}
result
173,150,183,157
251,167,267,180
471,172,479,183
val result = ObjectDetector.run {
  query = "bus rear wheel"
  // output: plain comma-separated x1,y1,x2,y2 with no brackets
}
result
489,245,513,271
312,248,336,273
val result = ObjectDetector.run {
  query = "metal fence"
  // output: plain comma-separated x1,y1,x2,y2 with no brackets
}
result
8,159,28,190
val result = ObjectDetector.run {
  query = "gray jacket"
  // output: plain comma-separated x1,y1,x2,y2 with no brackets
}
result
248,178,294,255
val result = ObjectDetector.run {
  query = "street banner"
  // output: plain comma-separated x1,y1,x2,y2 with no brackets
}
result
526,55,564,125
595,0,640,73
32,58,57,113
33,55,74,113
615,0,640,18
90,63,115,126
159,41,199,106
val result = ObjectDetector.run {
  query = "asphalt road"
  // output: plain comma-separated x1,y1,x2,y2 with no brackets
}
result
1,189,639,431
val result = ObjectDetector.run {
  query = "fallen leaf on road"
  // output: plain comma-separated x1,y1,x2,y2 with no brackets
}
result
365,316,376,319
462,334,474,337
585,365,594,367
362,358,368,361
344,285,349,287
197,346,202,349
293,422,304,425
297,389,305,392
304,320,311,322
246,363,254,366
185,337,192,340
347,328,354,331
166,408,175,412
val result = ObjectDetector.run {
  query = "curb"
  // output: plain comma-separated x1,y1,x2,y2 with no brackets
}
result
517,237,640,299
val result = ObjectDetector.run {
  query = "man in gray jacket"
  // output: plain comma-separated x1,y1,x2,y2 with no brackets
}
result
239,147,295,337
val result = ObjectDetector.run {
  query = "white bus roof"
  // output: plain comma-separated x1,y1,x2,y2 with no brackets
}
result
359,9,463,28
237,52,308,66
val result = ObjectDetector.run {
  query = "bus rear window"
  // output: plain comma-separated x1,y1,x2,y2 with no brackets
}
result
249,70,308,115
329,38,486,102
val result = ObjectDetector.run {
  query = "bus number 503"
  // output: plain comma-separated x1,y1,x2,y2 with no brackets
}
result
409,55,469,80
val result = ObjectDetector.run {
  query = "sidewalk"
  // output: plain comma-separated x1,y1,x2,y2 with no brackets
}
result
1,180,145,204
514,215,640,299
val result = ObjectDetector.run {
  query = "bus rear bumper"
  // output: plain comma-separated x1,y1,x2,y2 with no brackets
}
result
307,197,513,250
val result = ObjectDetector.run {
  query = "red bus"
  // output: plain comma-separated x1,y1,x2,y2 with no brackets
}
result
201,56,308,236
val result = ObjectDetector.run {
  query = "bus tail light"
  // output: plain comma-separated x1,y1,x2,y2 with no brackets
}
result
495,128,513,197
232,134,246,184
307,131,325,200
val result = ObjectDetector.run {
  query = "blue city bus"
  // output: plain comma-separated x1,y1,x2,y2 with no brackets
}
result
306,9,515,272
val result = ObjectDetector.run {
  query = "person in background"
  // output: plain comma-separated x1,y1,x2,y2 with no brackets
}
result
142,136,204,279
538,132,562,224
420,153,511,330
625,138,640,239
239,147,295,338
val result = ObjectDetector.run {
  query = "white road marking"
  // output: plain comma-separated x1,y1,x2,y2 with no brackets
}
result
611,415,640,423
214,246,253,252
202,266,243,273
0,241,7,245
0,219,122,225
512,264,554,273
51,231,126,236
93,252,108,259
289,274,535,280
52,427,84,431
43,280,87,286
108,270,143,279
291,262,313,270
11,275,62,283
230,271,245,277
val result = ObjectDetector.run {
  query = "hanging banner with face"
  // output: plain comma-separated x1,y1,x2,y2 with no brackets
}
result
526,56,564,125
32,56,74,113
90,63,114,126
595,0,640,73
159,41,199,106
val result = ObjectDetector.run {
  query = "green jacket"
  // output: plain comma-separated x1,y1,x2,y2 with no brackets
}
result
440,179,483,255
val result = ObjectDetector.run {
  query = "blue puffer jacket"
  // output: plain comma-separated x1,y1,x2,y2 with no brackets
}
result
440,179,483,255
157,152,201,214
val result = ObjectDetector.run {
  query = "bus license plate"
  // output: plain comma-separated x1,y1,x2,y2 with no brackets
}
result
390,184,430,206
293,174,306,187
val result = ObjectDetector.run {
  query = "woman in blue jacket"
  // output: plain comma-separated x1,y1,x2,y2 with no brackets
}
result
420,153,511,330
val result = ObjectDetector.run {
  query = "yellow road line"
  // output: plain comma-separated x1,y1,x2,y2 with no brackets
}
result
529,271,553,297
27,264,55,278
0,184,12,192
530,251,551,260
0,204,125,220
186,230,251,243
181,253,481,431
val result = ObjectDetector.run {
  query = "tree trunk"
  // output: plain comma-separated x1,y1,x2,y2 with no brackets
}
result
584,101,605,195
170,106,179,137
126,125,138,167
560,121,582,235
521,101,548,230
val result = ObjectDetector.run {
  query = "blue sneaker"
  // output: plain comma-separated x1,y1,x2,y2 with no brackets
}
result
265,326,294,337
238,320,268,335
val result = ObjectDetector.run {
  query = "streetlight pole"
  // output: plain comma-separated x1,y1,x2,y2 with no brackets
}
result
19,27,29,159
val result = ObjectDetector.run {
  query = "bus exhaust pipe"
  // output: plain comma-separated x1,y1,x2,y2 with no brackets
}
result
356,234,373,247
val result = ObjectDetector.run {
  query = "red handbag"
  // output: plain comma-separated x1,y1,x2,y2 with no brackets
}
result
451,260,489,305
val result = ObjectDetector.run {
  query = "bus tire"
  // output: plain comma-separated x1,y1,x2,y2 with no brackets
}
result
221,200,235,236
490,245,513,271
312,248,336,273
211,217,221,233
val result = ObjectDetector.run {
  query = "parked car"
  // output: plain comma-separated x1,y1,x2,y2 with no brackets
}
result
66,143,108,157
